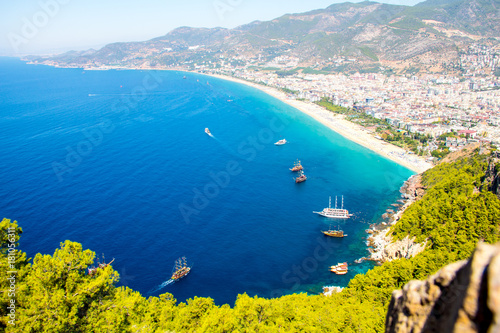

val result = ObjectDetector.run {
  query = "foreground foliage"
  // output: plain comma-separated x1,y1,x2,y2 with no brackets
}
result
2,153,500,332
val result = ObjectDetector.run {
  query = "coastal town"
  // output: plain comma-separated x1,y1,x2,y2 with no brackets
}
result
32,43,500,171
62,43,499,161
196,45,500,161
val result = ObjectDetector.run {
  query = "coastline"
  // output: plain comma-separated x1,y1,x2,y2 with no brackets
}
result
26,60,432,173
22,60,434,296
204,71,434,263
366,174,427,262
203,73,433,174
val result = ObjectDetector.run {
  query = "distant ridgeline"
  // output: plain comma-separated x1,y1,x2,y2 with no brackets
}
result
27,0,500,75
1,150,500,332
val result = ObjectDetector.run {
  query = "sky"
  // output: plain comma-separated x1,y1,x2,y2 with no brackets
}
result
0,0,422,56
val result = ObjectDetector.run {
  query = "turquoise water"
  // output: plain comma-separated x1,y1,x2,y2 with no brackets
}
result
0,57,413,304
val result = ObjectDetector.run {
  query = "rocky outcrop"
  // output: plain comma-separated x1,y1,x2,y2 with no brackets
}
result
385,242,500,333
322,286,344,296
369,232,427,262
367,175,427,262
383,236,427,262
400,174,425,201
482,156,500,199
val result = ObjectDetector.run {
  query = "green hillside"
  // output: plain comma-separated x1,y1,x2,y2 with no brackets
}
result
2,151,500,332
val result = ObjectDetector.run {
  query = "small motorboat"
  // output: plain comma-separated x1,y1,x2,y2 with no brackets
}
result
274,139,287,145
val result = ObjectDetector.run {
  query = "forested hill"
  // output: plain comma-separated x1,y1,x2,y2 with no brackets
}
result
1,148,500,332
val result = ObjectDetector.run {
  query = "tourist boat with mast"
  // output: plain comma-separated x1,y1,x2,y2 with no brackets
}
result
274,139,287,145
314,196,352,219
290,159,303,172
330,262,348,275
171,257,191,281
295,170,307,183
321,225,347,238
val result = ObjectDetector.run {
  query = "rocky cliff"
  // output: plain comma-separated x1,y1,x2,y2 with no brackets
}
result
368,174,427,262
482,156,500,199
385,242,500,333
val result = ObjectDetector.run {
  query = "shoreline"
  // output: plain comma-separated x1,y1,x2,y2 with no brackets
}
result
202,73,433,174
26,60,432,173
366,174,427,262
24,61,433,292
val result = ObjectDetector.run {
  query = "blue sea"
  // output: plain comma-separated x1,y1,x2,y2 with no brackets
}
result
0,57,413,304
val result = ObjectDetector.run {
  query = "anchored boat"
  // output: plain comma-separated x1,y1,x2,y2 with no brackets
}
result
314,196,352,219
295,170,307,183
274,139,287,145
171,257,191,281
290,159,303,172
321,225,347,238
330,262,348,275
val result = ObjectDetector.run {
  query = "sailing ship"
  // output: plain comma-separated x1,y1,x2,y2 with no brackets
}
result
290,159,303,172
330,262,348,275
295,170,307,183
274,139,287,145
321,225,347,237
171,257,191,281
313,196,352,219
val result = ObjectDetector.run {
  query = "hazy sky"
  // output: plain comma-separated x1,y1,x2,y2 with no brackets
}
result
0,0,422,56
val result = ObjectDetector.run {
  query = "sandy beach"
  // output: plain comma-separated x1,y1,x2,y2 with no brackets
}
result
60,62,432,173
207,73,433,174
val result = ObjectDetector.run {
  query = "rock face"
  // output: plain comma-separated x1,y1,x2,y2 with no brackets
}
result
369,232,427,262
400,174,425,201
367,175,427,262
385,242,500,333
383,236,428,262
483,157,500,200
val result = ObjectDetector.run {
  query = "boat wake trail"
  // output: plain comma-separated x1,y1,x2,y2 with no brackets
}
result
147,279,174,295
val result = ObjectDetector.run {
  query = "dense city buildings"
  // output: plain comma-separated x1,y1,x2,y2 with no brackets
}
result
194,44,500,154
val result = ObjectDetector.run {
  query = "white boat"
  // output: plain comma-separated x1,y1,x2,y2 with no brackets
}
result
330,262,348,275
205,128,211,135
314,196,352,219
274,139,287,145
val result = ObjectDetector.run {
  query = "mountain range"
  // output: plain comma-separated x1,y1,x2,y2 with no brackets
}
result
29,0,500,74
